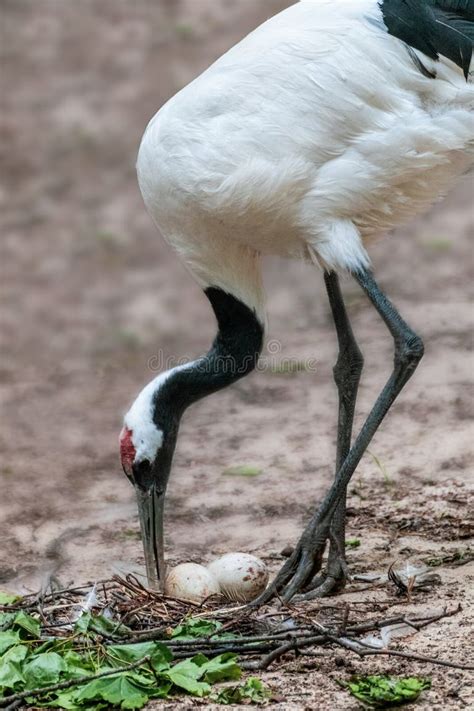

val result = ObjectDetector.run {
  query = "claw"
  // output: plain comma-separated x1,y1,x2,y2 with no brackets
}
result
249,555,297,606
293,575,340,602
294,553,348,601
249,522,335,606
281,549,315,601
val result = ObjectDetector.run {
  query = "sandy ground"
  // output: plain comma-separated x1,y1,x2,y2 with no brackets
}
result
1,1,473,708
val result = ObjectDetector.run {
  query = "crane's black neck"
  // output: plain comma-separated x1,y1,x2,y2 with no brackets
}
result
152,287,264,432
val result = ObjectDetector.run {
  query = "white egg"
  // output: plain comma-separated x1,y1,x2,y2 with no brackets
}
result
207,553,269,602
165,563,221,603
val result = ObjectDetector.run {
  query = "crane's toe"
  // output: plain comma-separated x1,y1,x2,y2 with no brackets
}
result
248,518,355,606
249,523,331,606
292,556,349,601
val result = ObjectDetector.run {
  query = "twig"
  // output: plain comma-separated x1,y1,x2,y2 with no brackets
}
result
240,608,466,671
0,656,152,708
332,636,474,671
244,627,473,673
0,581,116,612
172,642,275,659
344,607,460,637
125,629,314,647
340,603,350,634
244,634,328,670
4,702,23,711
120,626,169,642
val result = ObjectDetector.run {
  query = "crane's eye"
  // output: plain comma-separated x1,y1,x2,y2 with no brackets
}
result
119,427,136,479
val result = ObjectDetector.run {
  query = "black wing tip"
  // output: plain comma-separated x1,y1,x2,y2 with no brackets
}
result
380,0,473,80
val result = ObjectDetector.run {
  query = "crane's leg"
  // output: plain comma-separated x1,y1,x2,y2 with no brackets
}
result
254,268,424,603
304,271,364,597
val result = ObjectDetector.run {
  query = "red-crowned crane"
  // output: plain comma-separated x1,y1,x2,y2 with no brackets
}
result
119,0,474,602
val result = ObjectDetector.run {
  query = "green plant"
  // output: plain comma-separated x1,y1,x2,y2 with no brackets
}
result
211,677,271,704
343,675,431,707
223,465,262,477
175,23,195,39
170,617,224,640
0,591,20,605
346,538,361,549
367,450,392,487
0,612,266,709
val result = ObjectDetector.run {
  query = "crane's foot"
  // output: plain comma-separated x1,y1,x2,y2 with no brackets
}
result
279,534,349,600
250,522,351,606
293,553,349,601
251,519,332,606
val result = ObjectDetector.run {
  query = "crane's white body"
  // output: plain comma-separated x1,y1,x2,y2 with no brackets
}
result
137,0,473,318
123,0,473,592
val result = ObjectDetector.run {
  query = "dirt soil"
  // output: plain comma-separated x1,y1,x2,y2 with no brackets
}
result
1,1,473,708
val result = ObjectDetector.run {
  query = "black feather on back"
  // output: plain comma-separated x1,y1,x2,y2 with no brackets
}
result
379,0,474,79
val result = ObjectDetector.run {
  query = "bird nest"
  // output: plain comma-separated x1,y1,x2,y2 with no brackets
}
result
0,574,471,709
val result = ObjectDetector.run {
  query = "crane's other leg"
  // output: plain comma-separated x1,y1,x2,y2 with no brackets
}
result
255,268,424,604
304,271,364,597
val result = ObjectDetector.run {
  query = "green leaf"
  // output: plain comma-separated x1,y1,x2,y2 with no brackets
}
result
42,689,109,709
106,641,172,670
0,629,20,654
160,653,240,696
165,669,211,696
73,611,92,634
13,610,40,638
34,639,63,654
199,653,241,683
23,652,67,688
147,680,173,700
344,675,431,707
167,657,203,680
74,612,129,637
42,690,84,709
0,591,21,605
346,538,361,549
171,617,223,640
75,673,150,709
0,643,28,664
63,649,97,678
91,614,129,637
160,657,210,696
0,612,15,629
223,465,262,477
0,644,28,690
242,677,272,703
211,677,271,705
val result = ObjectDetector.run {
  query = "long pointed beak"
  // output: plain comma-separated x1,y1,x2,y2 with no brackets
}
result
135,486,166,591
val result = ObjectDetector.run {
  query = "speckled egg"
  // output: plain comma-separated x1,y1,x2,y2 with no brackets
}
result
165,563,221,603
207,553,269,602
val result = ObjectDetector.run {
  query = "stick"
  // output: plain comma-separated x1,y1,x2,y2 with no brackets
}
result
344,607,460,637
332,637,474,671
0,581,117,612
242,608,467,672
244,629,473,672
172,642,275,659
4,702,23,711
142,608,458,651
166,635,303,649
244,634,328,670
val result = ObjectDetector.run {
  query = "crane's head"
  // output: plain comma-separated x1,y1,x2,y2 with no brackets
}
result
118,288,264,591
119,371,183,590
